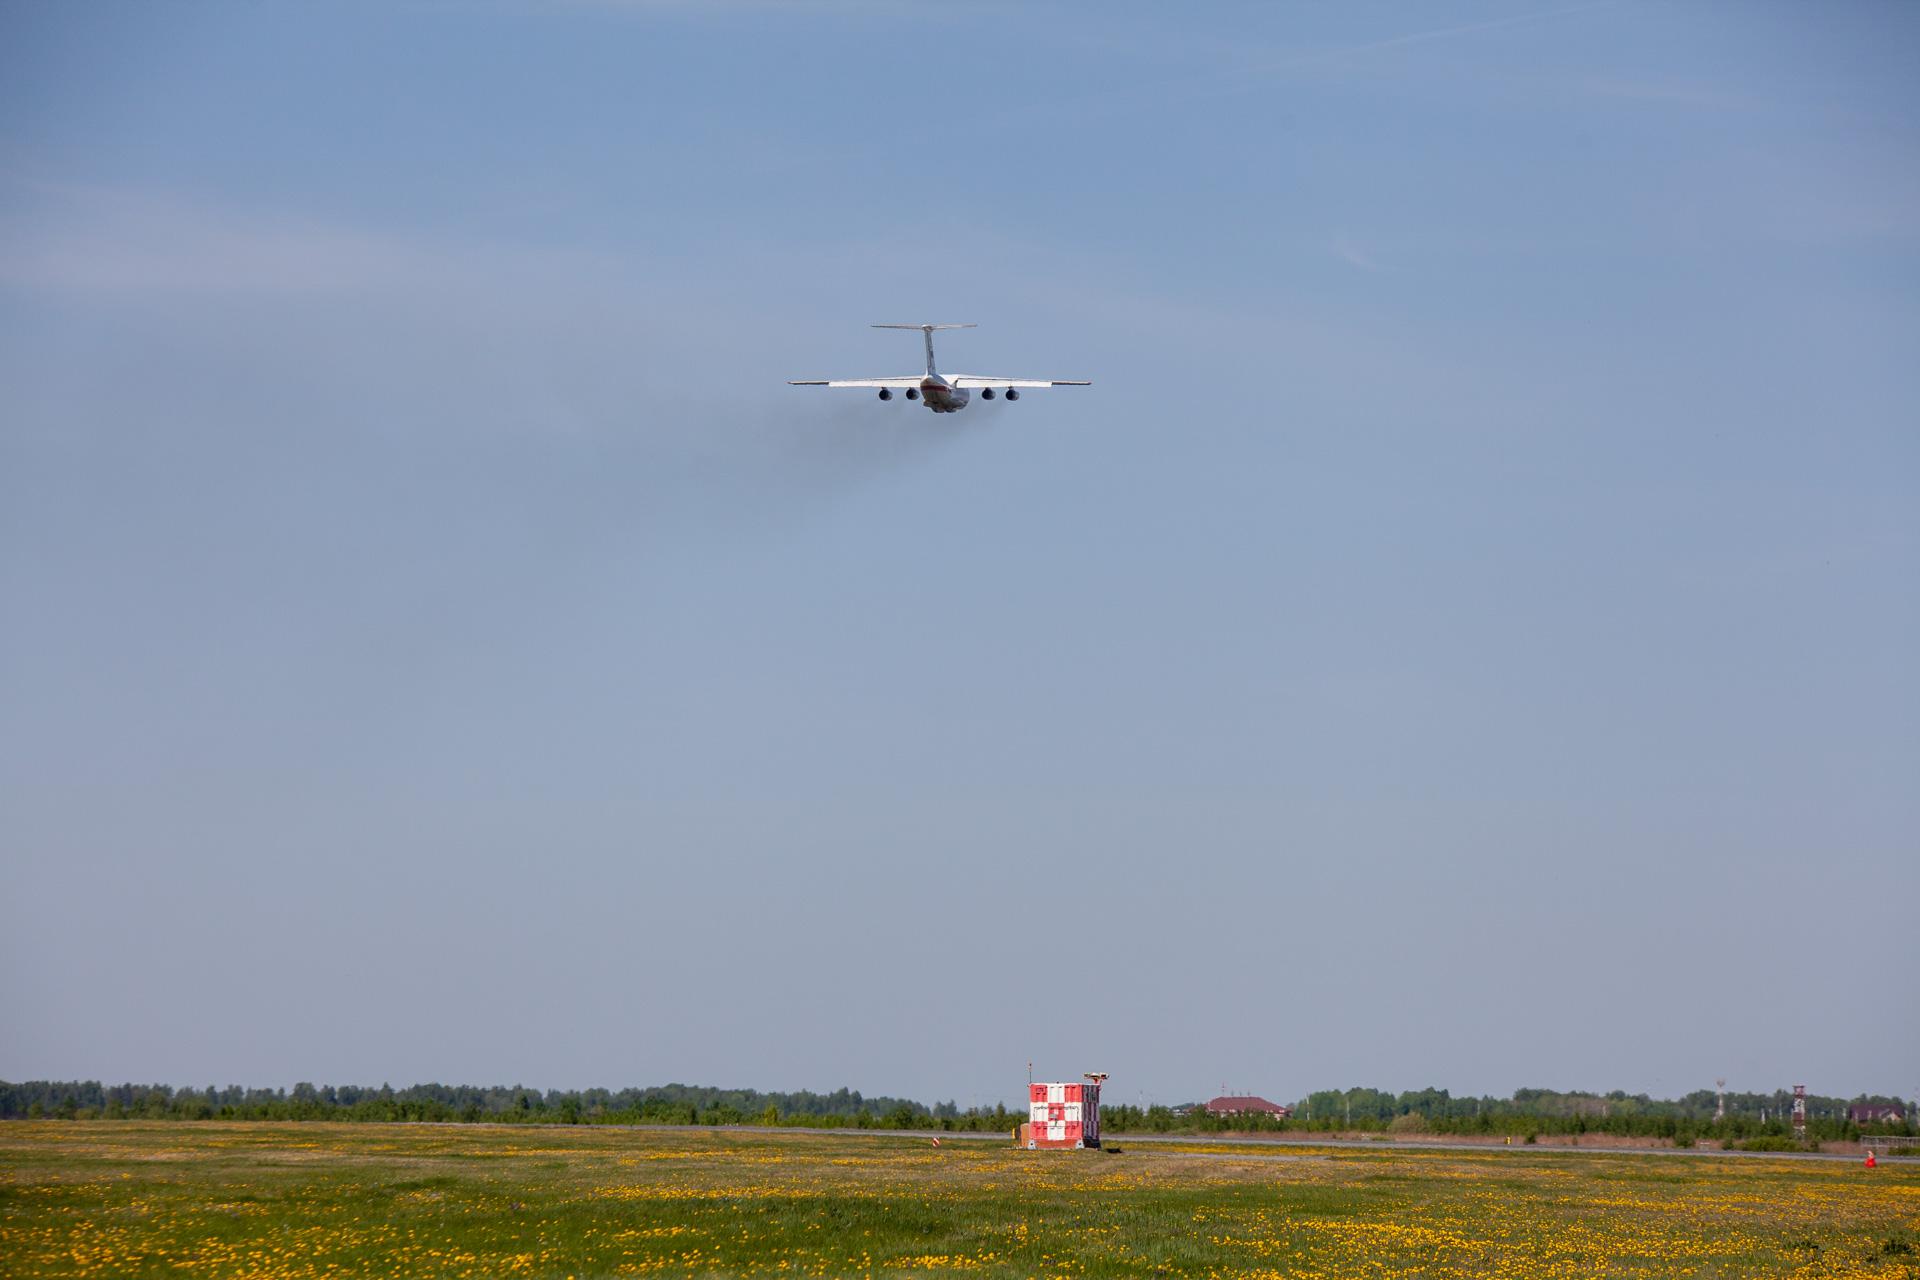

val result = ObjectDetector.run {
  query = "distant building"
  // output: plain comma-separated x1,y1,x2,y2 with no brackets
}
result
1205,1095,1293,1120
1849,1104,1907,1125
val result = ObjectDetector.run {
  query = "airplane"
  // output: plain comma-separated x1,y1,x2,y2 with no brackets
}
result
788,324,1090,414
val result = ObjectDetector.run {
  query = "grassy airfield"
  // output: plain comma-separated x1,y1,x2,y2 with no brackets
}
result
2,1122,1915,1278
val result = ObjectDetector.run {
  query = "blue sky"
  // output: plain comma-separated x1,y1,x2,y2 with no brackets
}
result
2,1,1915,1108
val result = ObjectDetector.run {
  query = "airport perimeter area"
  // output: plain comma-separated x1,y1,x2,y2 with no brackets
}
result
3,1122,1916,1278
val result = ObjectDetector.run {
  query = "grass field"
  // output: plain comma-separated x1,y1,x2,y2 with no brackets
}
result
2,1123,1915,1278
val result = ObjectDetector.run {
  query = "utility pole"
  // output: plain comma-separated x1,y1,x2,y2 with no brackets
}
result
1715,1079,1726,1122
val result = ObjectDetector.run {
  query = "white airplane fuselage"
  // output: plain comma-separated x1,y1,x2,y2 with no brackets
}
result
917,374,969,414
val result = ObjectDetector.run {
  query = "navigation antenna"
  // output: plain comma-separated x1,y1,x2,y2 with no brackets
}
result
1715,1079,1726,1122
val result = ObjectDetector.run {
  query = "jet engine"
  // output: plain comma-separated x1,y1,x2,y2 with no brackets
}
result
981,387,996,400
904,387,920,400
877,388,893,400
1005,388,1020,401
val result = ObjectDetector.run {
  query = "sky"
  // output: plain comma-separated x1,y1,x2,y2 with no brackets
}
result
1,0,1915,1111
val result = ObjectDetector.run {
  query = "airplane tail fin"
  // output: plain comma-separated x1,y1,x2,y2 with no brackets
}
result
872,323,976,376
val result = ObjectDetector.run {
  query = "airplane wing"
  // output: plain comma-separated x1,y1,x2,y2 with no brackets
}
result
947,377,1091,389
788,376,927,388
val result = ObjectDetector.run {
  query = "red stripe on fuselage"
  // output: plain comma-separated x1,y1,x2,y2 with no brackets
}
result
920,377,967,412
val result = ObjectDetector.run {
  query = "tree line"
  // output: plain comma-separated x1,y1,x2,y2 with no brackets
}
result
3,1080,1910,1146
1104,1085,1915,1146
0,1080,1016,1132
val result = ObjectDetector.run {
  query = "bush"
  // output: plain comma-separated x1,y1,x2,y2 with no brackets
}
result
1737,1136,1804,1153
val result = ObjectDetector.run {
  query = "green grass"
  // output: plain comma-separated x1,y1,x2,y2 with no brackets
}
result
0,1122,1914,1277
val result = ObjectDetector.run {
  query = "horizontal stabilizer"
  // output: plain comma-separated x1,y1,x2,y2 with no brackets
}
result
871,323,976,331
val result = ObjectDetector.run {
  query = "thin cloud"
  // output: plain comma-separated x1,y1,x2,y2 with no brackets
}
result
1333,233,1385,272
1574,75,1749,109
1329,1,1620,61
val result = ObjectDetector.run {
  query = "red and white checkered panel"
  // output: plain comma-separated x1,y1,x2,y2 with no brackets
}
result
1032,1083,1096,1142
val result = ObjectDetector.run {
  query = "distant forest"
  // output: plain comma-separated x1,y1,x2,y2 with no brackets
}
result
1109,1085,1916,1146
2,1081,1911,1145
0,1081,995,1131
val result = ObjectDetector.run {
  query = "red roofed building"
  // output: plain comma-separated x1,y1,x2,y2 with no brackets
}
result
1205,1095,1293,1119
1849,1103,1907,1125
